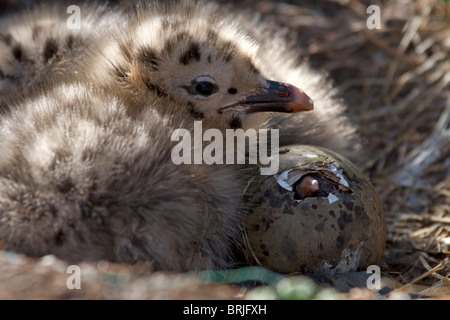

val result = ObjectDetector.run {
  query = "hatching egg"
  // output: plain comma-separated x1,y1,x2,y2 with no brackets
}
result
244,145,385,274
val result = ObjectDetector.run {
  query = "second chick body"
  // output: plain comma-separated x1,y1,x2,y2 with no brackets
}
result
0,82,248,271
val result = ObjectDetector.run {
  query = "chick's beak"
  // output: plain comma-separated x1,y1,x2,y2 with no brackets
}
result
219,80,314,114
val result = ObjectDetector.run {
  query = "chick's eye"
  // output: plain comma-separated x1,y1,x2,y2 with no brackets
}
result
194,82,218,96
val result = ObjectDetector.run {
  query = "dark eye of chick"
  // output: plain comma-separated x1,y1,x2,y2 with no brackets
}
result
194,82,218,96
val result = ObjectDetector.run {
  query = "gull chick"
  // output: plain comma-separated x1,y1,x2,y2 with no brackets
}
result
0,82,254,271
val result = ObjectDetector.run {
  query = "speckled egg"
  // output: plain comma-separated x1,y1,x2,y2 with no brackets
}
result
244,145,385,274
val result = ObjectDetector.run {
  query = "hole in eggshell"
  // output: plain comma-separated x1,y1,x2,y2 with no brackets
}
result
293,173,352,200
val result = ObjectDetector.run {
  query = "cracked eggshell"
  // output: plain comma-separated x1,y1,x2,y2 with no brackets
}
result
244,145,386,274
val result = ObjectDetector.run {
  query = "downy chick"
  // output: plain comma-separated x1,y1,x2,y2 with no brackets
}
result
0,2,312,271
0,82,250,271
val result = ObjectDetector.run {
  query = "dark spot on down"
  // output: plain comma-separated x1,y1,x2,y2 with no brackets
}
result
138,48,160,71
43,38,58,63
66,35,75,50
118,42,133,62
228,116,242,129
57,178,74,193
218,41,237,62
111,63,126,79
54,230,64,245
144,79,167,97
228,88,237,95
187,102,205,120
179,43,201,65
